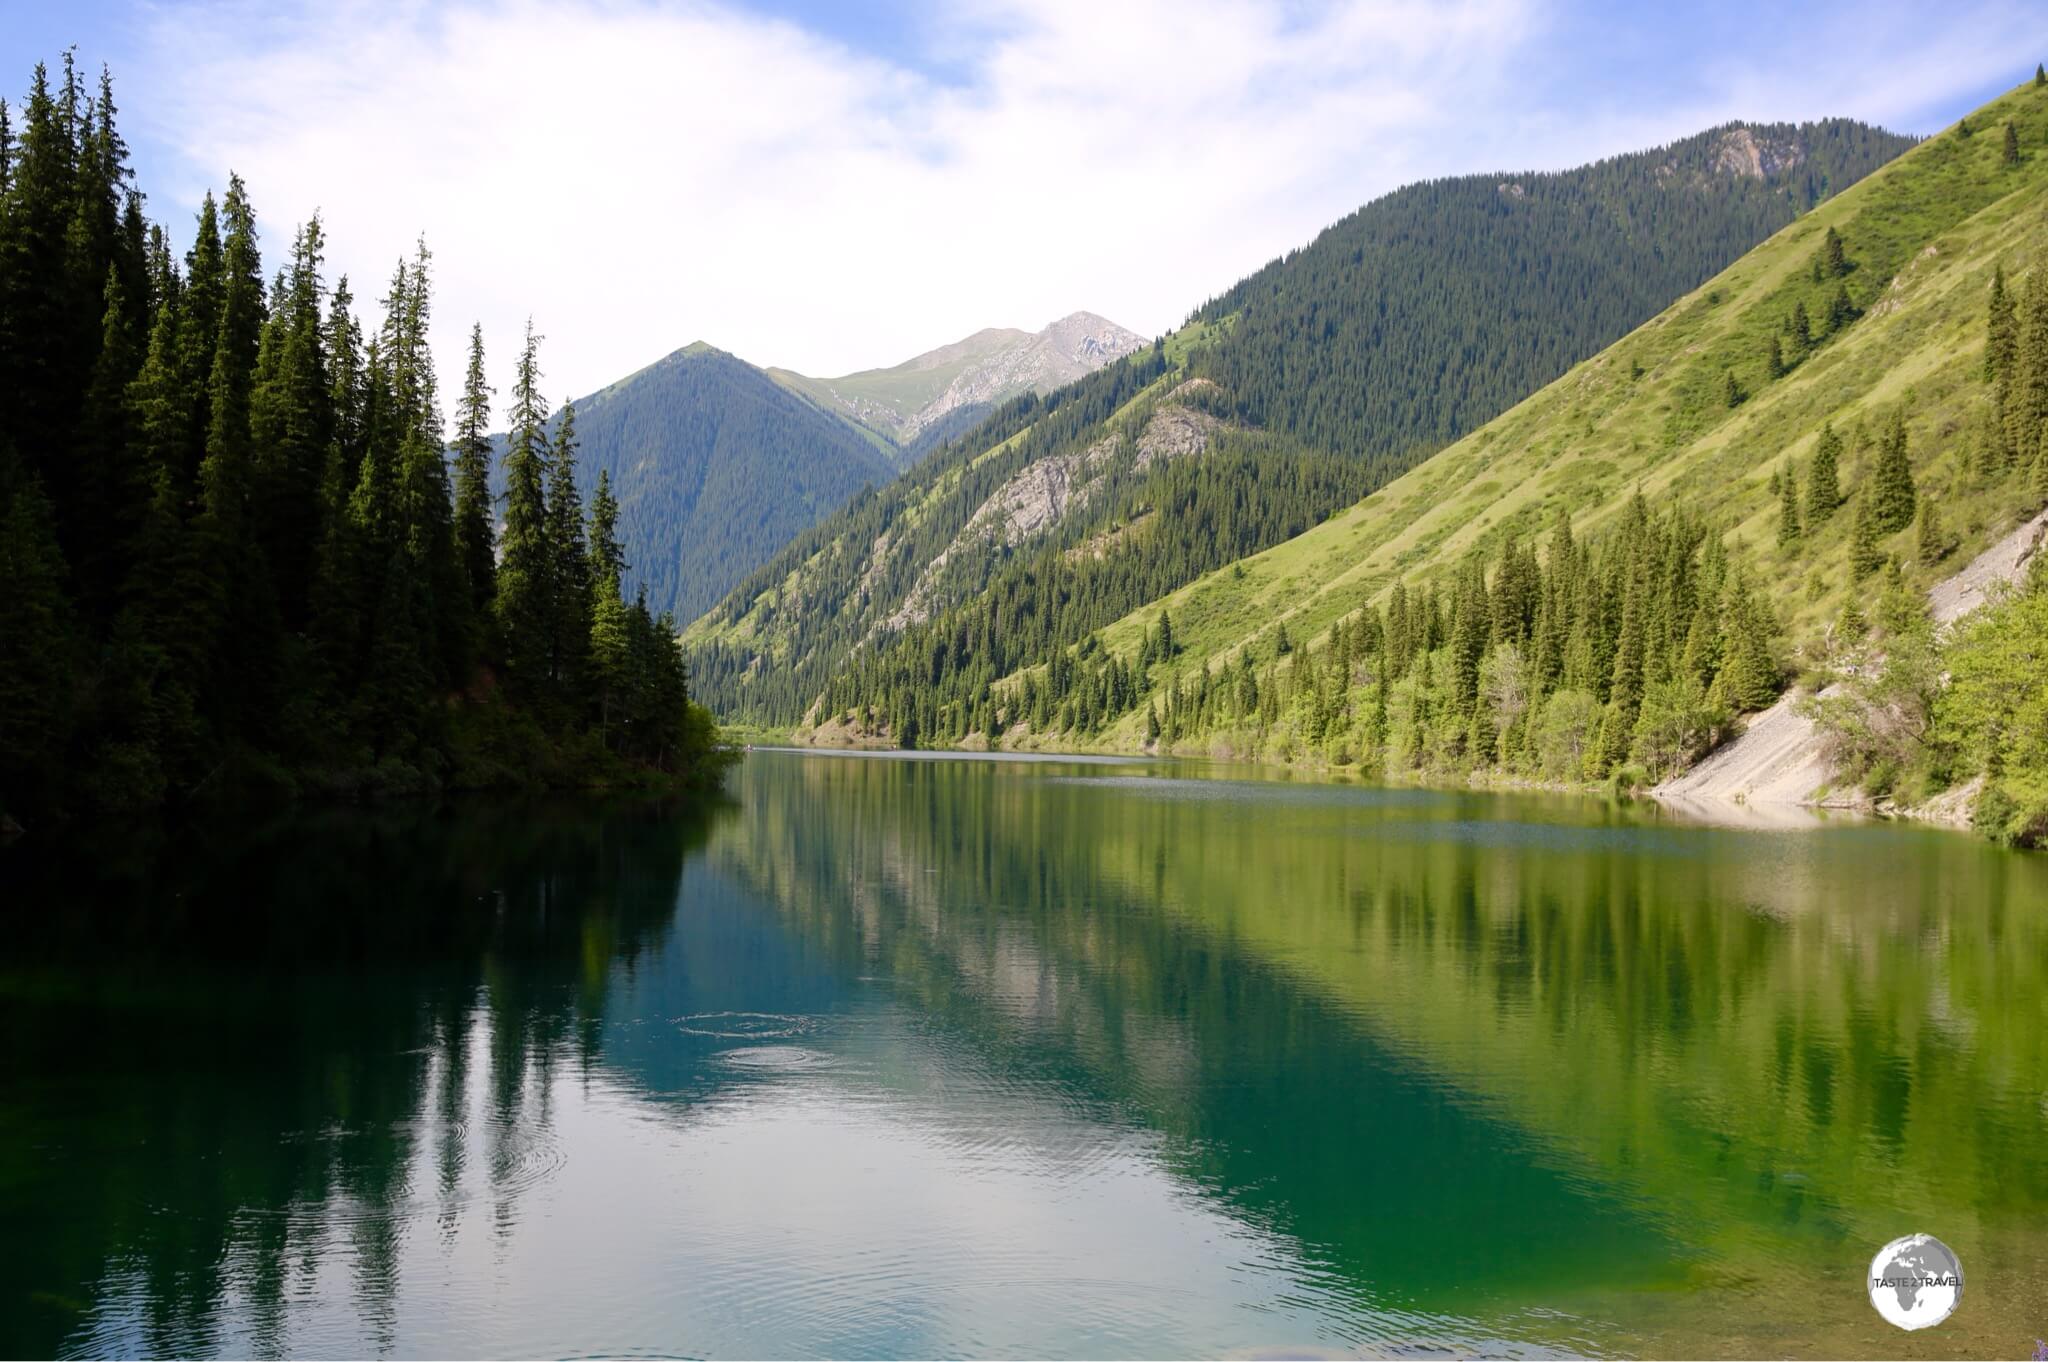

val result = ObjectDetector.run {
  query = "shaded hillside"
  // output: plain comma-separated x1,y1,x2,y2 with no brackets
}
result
687,118,1915,725
516,343,899,624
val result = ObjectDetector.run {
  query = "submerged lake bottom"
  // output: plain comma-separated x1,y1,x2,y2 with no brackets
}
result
2,750,2045,1358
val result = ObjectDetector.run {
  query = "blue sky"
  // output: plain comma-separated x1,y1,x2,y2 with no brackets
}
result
5,0,2039,400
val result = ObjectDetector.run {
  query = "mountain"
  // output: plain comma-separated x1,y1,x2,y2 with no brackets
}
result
683,117,1918,725
769,312,1148,452
964,76,2048,789
524,315,1144,625
524,342,901,625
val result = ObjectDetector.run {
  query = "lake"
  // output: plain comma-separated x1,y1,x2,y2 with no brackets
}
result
3,749,2045,1358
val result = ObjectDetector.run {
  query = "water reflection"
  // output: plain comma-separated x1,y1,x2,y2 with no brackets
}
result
1,757,2044,1359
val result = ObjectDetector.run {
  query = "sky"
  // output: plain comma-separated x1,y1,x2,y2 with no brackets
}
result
3,0,2041,406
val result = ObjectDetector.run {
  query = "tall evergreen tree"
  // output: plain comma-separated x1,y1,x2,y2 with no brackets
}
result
1870,409,1917,534
1984,265,2017,384
1819,225,1847,279
2003,120,2021,168
1849,488,1884,580
546,399,591,702
1786,300,1812,359
1777,462,1802,546
1807,422,1844,523
496,321,555,703
450,322,496,631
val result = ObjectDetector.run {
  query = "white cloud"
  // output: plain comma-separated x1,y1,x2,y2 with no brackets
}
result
124,0,2034,408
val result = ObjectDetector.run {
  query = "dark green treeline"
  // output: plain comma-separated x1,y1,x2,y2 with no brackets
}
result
0,58,723,822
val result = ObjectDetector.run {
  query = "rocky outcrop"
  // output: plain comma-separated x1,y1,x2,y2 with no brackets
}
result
1134,404,1222,470
880,396,1226,633
1708,126,1807,180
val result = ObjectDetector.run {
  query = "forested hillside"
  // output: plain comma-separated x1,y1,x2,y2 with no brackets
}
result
1192,120,1915,461
0,56,727,824
959,74,2048,843
687,117,1914,726
515,342,900,623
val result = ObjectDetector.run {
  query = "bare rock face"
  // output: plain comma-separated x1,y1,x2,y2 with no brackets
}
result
1134,404,1222,471
880,393,1225,634
1708,126,1808,179
912,312,1147,440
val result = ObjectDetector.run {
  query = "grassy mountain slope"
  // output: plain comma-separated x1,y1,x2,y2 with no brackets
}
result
1018,78,2048,759
535,342,900,623
689,118,1915,725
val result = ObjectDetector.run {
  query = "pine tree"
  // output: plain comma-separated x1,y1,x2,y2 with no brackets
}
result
1723,369,1744,408
450,322,496,631
1715,570,1779,710
1765,333,1785,379
1807,422,1843,523
1778,462,1802,546
546,399,591,701
2003,120,2021,168
1849,488,1884,580
1916,497,1950,565
2008,269,2048,473
1985,265,2017,384
1871,410,1917,534
1819,226,1847,279
588,468,625,588
496,321,554,701
2037,63,2046,87
1786,301,1812,359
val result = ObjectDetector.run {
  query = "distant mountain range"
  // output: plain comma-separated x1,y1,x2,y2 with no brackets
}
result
510,313,1146,624
771,312,1147,454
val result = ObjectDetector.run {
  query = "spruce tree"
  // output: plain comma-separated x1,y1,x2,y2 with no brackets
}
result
1787,301,1812,358
1778,462,1802,546
1716,571,1779,710
546,399,591,701
1765,333,1785,380
1849,489,1884,580
1916,497,1949,565
2003,120,2021,168
1871,410,1917,534
1723,369,1744,408
1820,226,1847,279
1807,423,1843,523
450,322,496,629
495,322,554,701
588,468,625,588
2008,269,2048,472
1985,265,2017,384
